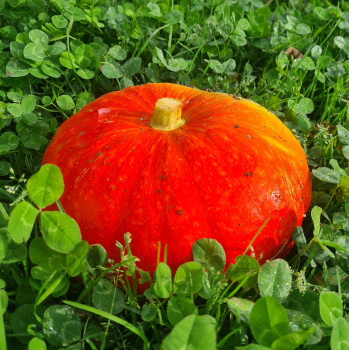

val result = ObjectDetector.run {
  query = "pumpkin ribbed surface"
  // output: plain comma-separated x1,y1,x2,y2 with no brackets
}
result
42,83,311,274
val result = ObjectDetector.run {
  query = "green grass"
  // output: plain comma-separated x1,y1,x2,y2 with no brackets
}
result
1,0,349,349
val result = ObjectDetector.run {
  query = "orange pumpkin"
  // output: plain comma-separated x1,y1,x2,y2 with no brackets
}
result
42,83,311,276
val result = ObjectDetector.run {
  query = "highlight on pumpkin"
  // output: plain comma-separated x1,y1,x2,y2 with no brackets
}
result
150,98,185,131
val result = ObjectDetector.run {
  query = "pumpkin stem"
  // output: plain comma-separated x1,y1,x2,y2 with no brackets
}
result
150,98,185,131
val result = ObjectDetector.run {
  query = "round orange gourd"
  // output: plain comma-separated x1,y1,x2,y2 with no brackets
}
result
42,83,311,275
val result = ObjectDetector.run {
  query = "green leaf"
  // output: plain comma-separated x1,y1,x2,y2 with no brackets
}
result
76,92,95,110
92,279,125,315
7,91,22,103
295,98,314,115
7,103,22,118
40,211,81,253
2,242,27,264
266,68,279,87
0,203,9,226
108,45,127,61
141,303,157,322
235,345,271,350
23,112,39,126
173,262,204,295
74,43,94,68
29,29,49,49
331,318,349,350
227,297,254,324
101,63,123,79
0,289,8,314
160,314,216,350
21,95,36,113
312,167,341,184
296,114,312,132
29,237,66,272
10,41,25,58
6,59,29,77
277,52,289,68
36,271,69,304
330,159,347,176
147,2,162,17
299,57,316,70
209,60,224,74
29,66,49,79
292,226,307,248
250,297,289,347
0,234,7,263
16,120,49,150
227,255,260,289
231,35,247,47
311,206,322,236
286,309,323,345
164,9,183,24
56,95,75,111
10,304,43,344
77,68,95,80
192,238,226,272
167,295,198,326
209,59,236,75
32,265,56,282
0,132,19,155
319,292,343,326
123,57,142,76
167,58,189,72
23,43,46,62
27,164,64,208
311,45,322,59
59,52,76,69
258,259,292,303
43,305,82,347
46,41,66,56
41,60,61,78
0,25,17,40
337,125,349,145
295,23,311,35
86,244,108,268
66,240,88,277
316,71,326,84
120,77,133,88
42,96,52,105
334,36,346,49
8,201,39,244
271,329,314,350
154,262,172,298
52,15,68,29
237,18,250,30
28,337,47,350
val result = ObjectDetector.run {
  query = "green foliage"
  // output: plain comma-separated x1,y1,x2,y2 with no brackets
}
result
258,259,292,303
319,292,343,326
160,314,216,350
92,279,125,314
250,297,289,347
192,238,226,272
154,262,173,298
42,305,82,347
27,164,64,208
1,0,349,348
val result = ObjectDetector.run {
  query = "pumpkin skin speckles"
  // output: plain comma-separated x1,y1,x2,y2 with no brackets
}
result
42,83,312,278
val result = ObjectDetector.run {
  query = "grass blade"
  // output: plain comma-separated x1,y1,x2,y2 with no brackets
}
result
0,299,7,350
63,300,150,348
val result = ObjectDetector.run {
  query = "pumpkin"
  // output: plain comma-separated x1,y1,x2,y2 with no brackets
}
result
42,83,311,277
